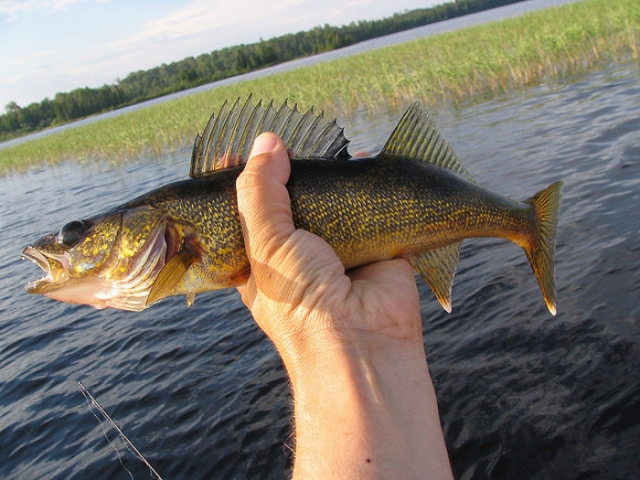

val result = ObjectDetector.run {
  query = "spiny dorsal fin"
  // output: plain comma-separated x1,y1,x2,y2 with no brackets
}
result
190,96,350,178
380,103,474,183
409,242,462,313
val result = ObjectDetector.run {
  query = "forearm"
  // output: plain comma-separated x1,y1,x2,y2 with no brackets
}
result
283,332,453,479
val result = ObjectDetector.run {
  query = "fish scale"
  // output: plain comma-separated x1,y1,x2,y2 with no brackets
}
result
22,97,563,314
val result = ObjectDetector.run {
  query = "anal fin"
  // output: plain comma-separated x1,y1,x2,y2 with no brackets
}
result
409,243,461,313
186,292,196,307
147,250,197,307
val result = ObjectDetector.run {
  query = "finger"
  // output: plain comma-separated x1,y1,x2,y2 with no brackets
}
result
236,275,257,310
236,133,294,263
353,151,371,158
347,257,416,291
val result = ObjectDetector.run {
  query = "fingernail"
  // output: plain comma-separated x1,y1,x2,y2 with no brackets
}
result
250,133,278,158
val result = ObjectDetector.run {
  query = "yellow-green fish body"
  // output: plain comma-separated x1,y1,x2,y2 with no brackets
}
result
23,98,563,314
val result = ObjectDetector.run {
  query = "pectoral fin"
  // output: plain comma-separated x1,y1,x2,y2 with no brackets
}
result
409,243,461,313
147,250,197,307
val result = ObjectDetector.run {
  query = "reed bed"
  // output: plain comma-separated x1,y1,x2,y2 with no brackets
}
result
1,0,637,173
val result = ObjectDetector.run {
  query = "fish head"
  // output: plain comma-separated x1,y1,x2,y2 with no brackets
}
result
22,206,169,311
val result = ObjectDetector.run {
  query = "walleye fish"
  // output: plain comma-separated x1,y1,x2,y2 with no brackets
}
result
22,97,563,314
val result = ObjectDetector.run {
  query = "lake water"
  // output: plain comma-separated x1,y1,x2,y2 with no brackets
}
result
1,61,639,478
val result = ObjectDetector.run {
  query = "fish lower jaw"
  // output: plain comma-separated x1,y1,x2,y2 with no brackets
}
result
41,277,115,309
24,277,54,294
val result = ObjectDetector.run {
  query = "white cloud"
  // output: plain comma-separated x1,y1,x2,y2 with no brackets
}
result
110,0,303,51
0,0,110,15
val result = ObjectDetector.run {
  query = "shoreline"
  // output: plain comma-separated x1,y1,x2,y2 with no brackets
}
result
0,0,637,174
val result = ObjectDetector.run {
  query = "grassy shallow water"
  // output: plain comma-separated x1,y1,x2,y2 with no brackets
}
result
1,0,638,173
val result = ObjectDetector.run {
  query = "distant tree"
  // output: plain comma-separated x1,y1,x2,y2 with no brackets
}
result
5,101,21,114
179,68,198,84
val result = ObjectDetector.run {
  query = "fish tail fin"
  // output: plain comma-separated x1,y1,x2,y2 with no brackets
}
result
523,181,564,316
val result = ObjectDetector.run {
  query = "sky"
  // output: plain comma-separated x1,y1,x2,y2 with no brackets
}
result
0,0,442,110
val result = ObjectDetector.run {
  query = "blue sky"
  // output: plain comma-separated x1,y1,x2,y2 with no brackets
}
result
0,0,441,110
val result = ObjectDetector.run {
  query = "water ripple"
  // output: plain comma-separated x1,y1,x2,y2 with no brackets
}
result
1,62,639,479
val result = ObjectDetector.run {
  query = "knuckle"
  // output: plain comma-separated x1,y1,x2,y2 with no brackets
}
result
236,168,260,195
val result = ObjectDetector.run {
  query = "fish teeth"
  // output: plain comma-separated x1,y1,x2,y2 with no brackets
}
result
22,248,52,284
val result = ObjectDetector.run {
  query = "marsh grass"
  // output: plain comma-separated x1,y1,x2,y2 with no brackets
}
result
1,0,637,173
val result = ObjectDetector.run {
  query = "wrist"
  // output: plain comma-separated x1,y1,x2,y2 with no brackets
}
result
276,310,427,390
279,316,450,479
285,321,430,408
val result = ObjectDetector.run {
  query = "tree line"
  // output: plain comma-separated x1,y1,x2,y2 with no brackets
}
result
1,0,525,141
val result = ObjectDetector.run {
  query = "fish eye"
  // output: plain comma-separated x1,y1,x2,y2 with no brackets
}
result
58,220,87,248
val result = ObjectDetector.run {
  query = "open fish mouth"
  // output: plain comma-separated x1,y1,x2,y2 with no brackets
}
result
21,247,62,293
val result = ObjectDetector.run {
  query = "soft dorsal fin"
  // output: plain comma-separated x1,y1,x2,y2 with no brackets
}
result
380,103,474,183
190,96,350,178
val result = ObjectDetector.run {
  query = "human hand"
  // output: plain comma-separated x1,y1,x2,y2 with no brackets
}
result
235,133,452,479
235,133,424,367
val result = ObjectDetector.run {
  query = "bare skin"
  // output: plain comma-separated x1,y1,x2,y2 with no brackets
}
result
236,133,453,479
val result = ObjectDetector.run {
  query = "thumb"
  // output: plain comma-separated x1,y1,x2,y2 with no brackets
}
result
250,131,280,157
236,132,294,264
